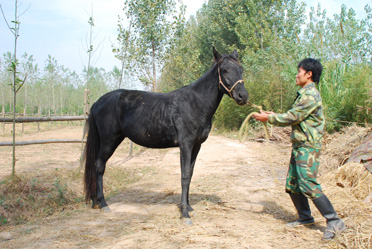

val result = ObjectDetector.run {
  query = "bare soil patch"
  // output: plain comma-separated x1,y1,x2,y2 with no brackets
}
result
0,123,371,248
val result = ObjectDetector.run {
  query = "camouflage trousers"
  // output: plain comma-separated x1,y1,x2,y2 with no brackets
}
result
285,147,324,199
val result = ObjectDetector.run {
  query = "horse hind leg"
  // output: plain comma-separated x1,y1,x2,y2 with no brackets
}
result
95,158,111,212
95,137,124,212
89,157,109,210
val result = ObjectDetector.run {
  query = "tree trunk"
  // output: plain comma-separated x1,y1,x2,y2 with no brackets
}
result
152,40,156,92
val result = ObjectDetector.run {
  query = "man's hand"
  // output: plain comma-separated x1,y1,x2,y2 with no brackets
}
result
252,111,275,123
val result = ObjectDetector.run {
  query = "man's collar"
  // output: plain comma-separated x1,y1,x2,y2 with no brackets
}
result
298,82,316,94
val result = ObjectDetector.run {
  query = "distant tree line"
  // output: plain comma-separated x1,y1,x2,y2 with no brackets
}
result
0,52,130,116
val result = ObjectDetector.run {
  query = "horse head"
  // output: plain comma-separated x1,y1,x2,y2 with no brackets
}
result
213,47,249,105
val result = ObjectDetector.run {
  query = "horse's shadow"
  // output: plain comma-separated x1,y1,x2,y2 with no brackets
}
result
106,186,221,210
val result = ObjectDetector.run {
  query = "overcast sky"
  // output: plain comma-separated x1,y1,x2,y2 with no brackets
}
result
0,0,370,74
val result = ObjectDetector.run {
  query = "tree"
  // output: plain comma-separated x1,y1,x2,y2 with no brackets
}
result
0,0,28,175
43,55,60,115
117,0,184,92
81,8,104,112
112,16,134,89
158,16,201,92
85,15,94,91
19,53,38,115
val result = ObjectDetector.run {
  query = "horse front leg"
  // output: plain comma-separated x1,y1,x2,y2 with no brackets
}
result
187,144,201,214
179,144,201,225
180,145,193,224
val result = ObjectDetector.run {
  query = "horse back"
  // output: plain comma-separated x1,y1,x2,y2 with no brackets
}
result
91,89,180,148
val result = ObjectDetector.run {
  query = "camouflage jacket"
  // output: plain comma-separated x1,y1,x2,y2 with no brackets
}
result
268,82,325,149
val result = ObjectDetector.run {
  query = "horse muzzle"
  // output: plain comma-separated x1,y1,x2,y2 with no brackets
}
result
232,85,249,105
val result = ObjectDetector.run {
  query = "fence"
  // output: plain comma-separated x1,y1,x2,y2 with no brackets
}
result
0,114,133,162
0,116,87,146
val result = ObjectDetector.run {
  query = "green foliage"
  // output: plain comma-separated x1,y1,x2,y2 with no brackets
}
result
159,17,203,91
321,62,372,129
52,178,68,205
159,0,372,132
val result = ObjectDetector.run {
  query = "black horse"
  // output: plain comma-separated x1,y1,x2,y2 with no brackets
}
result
84,47,249,224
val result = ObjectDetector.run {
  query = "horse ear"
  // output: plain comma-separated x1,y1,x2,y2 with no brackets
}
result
232,49,238,59
213,47,222,62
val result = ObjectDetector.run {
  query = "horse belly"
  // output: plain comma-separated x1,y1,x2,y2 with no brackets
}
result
123,117,178,149
128,129,178,148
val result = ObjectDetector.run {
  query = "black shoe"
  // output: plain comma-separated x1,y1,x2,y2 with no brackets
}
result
286,218,315,227
312,195,346,240
287,193,315,227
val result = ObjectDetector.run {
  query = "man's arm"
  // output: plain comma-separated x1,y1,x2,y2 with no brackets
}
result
268,95,319,126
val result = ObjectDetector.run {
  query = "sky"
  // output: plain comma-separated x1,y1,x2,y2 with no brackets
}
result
0,0,371,75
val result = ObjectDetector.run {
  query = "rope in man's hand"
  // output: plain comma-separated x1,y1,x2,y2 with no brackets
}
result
238,101,270,142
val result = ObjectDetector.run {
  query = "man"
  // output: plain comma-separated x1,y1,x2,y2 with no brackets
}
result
253,58,345,240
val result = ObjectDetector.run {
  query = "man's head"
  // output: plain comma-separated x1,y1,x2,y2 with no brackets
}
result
297,58,323,84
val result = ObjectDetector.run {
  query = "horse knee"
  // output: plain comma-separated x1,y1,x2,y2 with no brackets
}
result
96,162,105,174
181,176,191,185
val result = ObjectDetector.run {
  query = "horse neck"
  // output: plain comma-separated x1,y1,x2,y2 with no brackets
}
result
192,63,224,115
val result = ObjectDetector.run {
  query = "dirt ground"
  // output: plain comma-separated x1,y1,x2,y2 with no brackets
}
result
0,124,369,248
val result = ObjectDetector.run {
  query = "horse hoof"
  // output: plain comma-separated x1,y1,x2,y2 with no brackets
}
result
101,206,111,213
181,218,193,225
92,205,100,209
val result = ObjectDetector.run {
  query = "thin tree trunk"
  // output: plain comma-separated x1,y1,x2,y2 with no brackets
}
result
79,89,90,171
2,105,5,135
22,108,25,133
12,0,19,176
152,40,156,92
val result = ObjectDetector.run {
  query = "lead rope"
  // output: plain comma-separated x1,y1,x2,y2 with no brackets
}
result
238,101,270,142
238,101,279,185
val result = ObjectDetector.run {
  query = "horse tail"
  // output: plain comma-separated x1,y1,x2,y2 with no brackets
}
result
84,112,99,203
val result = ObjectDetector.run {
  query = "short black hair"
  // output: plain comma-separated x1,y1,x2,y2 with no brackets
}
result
298,58,323,84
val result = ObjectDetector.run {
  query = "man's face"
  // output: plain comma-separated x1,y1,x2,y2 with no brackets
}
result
296,67,312,88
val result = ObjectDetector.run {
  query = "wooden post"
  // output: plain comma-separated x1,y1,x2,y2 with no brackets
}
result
22,108,26,133
79,89,90,171
129,140,133,157
37,108,40,131
83,89,90,117
1,106,4,135
48,109,51,129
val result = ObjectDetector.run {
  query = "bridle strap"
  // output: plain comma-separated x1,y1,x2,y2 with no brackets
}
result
218,66,244,98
